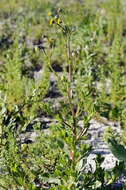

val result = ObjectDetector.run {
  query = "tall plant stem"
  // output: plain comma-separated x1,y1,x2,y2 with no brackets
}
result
66,34,78,169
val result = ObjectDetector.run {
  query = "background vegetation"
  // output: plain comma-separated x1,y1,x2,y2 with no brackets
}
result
1,0,126,189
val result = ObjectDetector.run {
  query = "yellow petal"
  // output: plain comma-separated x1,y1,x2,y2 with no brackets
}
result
48,11,52,16
50,18,55,25
57,18,61,24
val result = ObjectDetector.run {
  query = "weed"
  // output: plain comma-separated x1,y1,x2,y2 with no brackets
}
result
0,0,126,189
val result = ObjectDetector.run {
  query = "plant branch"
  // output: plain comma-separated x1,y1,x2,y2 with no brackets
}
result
59,113,72,129
77,123,90,141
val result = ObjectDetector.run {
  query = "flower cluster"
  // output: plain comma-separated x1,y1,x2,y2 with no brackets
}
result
48,8,62,25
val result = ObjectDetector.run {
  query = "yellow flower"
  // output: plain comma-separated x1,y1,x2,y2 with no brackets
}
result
48,11,52,16
50,18,55,25
57,18,61,25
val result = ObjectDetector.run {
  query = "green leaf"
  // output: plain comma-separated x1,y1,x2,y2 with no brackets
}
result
57,139,64,149
48,178,61,185
107,138,126,161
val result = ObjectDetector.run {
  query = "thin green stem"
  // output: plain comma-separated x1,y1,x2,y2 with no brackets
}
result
77,124,90,141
